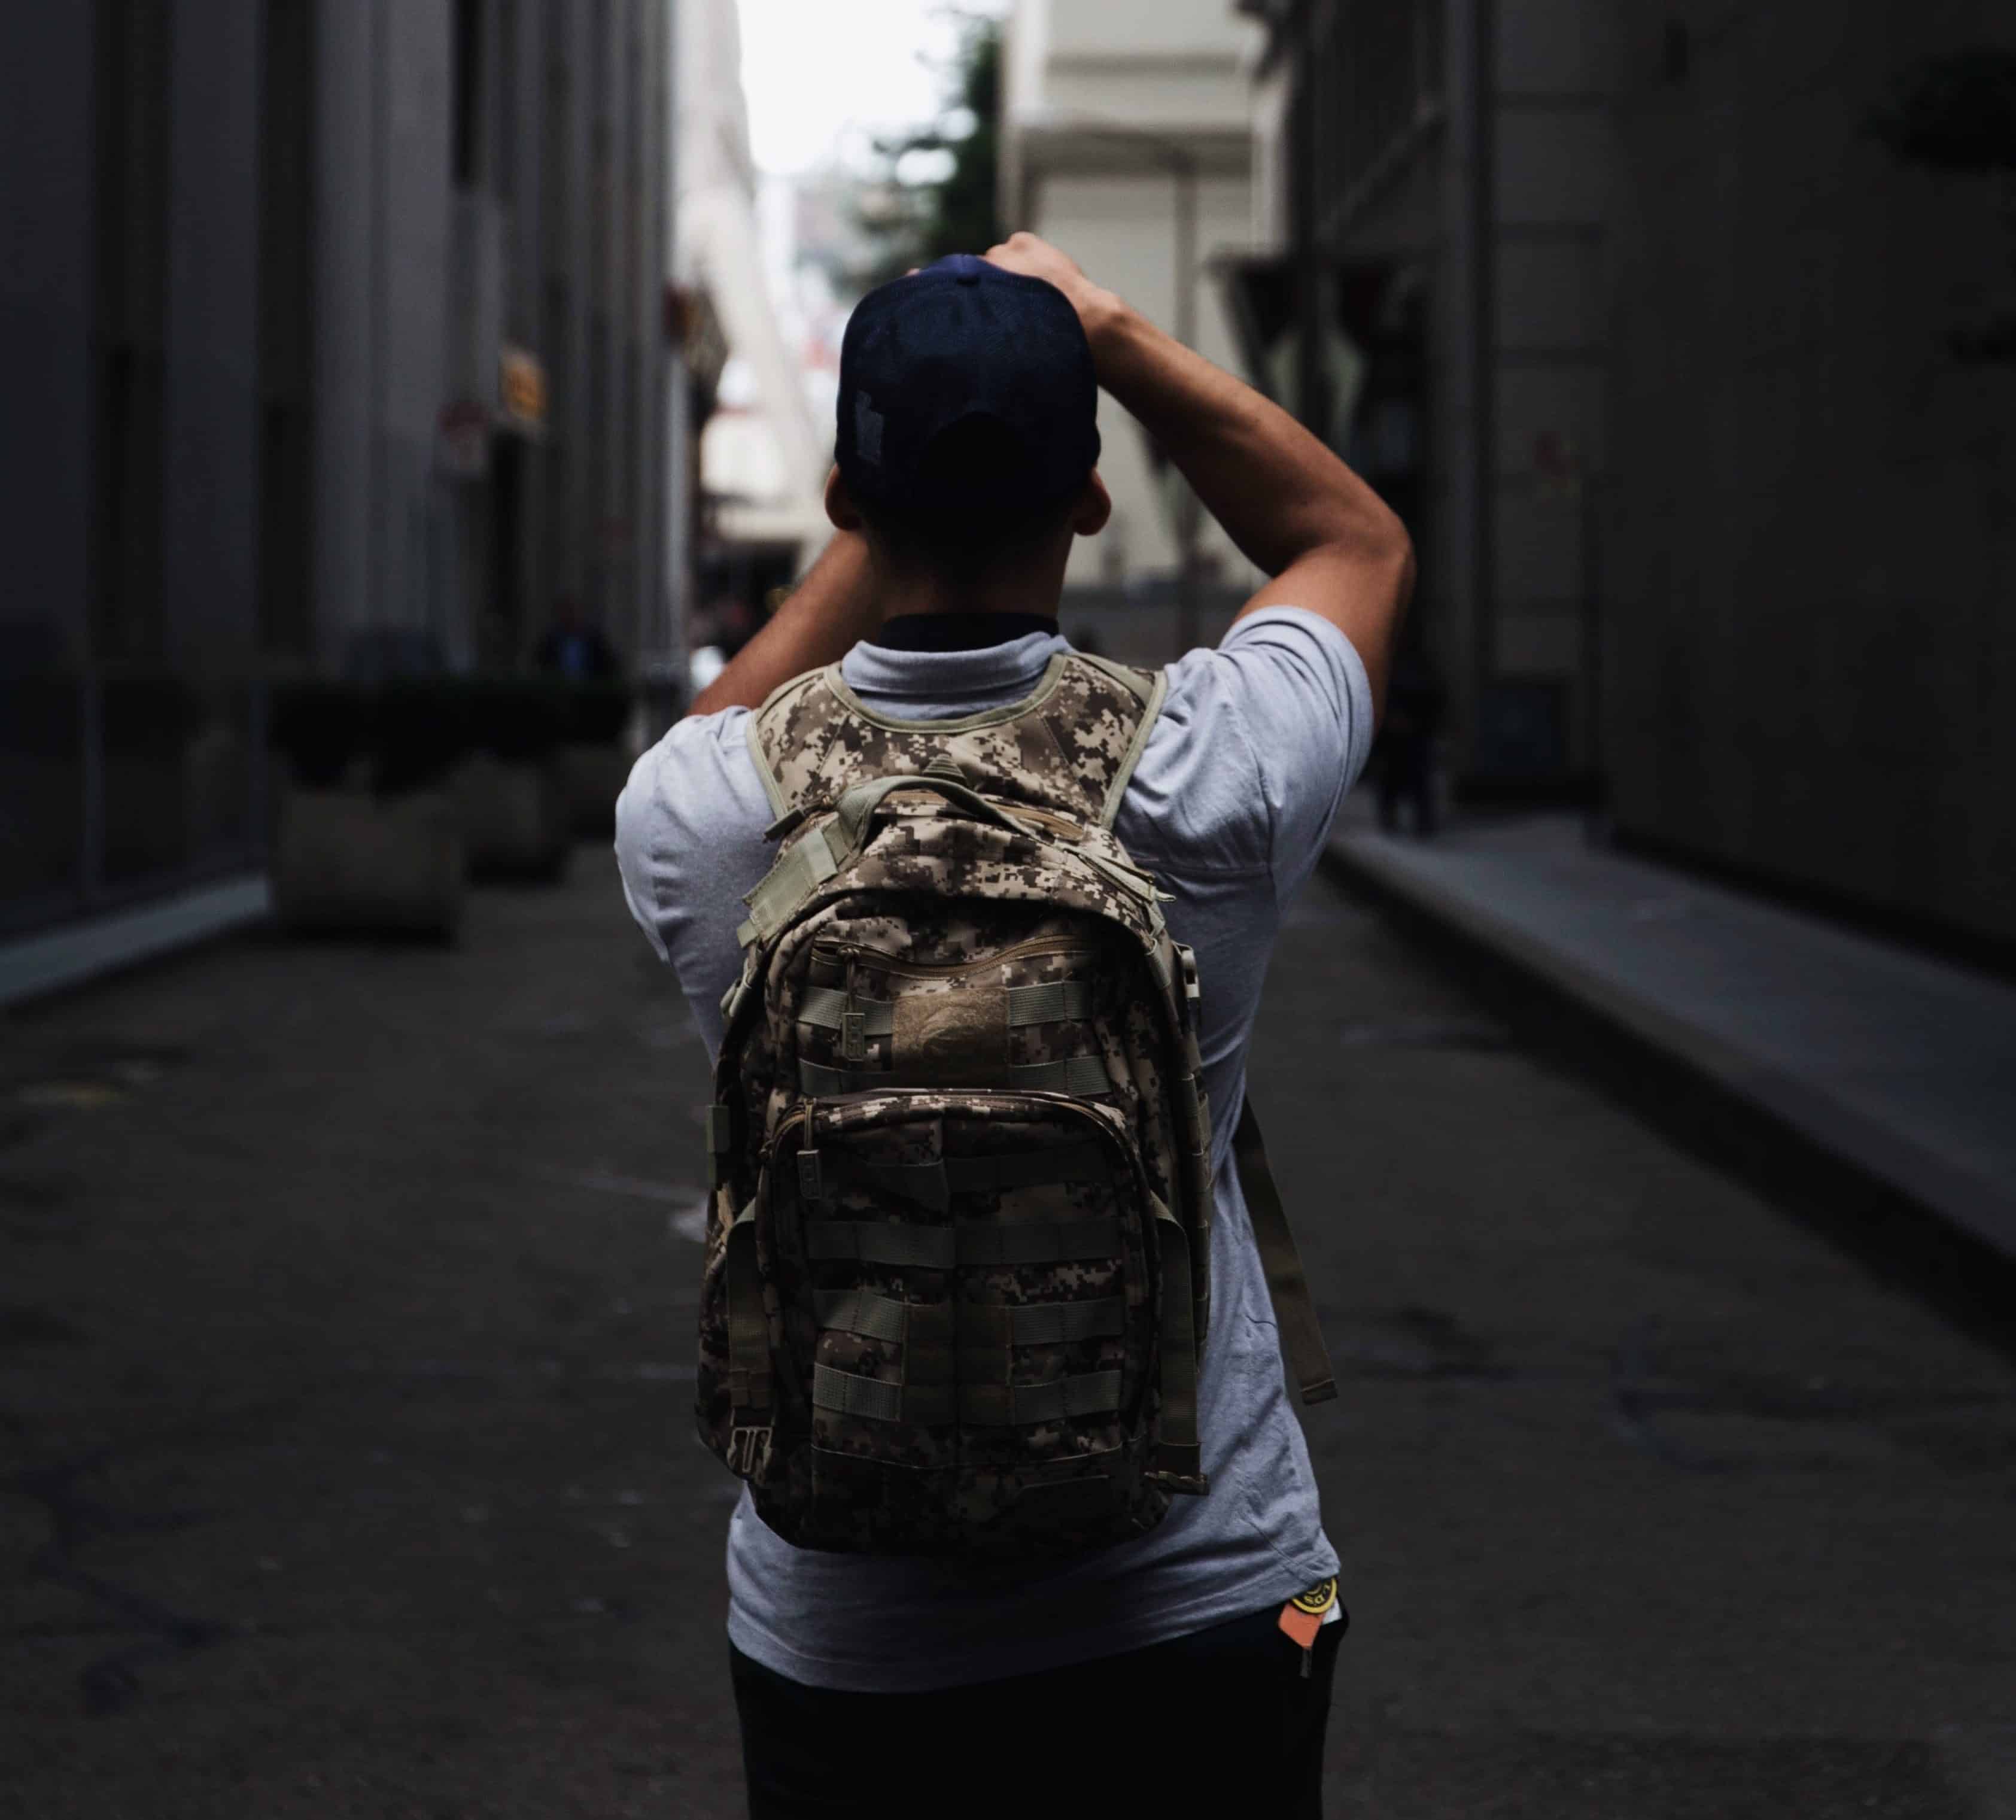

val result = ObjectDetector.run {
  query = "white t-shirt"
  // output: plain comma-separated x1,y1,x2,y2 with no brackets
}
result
615,607,1374,1691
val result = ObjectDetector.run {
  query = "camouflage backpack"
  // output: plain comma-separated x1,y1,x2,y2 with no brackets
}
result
696,649,1336,1560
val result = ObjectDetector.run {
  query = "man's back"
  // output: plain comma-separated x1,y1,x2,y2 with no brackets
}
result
616,609,1372,1688
616,236,1411,1814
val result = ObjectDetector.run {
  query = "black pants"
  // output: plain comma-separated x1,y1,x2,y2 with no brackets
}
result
730,1600,1346,1819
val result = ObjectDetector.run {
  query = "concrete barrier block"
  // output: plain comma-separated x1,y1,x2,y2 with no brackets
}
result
557,742,634,840
454,754,571,880
274,785,464,938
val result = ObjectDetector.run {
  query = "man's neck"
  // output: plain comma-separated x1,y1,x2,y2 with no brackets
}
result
870,610,1057,652
869,559,1065,625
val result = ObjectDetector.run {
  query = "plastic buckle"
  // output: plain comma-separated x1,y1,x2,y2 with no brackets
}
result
796,1150,824,1204
841,1009,867,1061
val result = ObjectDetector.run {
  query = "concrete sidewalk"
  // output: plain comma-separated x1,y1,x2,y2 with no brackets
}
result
1327,803,2016,1263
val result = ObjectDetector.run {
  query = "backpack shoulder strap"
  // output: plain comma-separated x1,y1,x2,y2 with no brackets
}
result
1234,1096,1338,1406
1073,654,1166,830
747,649,1166,828
743,669,827,818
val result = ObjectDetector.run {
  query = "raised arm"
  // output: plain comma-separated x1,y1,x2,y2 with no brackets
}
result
688,524,878,718
985,233,1415,713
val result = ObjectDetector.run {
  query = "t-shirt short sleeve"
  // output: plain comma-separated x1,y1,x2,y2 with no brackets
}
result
1126,607,1374,903
614,706,774,1032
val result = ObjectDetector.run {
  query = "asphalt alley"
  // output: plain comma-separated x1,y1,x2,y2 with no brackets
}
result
2,853,2012,1816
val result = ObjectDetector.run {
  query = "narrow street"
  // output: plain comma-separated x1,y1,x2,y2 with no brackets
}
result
4,852,2012,1818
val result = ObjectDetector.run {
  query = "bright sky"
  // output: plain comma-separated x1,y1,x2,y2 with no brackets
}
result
735,0,1003,175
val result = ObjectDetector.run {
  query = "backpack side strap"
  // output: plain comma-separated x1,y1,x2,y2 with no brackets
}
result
1234,1097,1338,1406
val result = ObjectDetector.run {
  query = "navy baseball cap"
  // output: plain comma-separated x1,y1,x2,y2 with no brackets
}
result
836,253,1100,514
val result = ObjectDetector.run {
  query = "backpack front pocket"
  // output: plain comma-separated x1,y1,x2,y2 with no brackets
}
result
762,1089,1166,1557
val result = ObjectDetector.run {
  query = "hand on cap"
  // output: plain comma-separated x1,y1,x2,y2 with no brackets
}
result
984,233,1123,353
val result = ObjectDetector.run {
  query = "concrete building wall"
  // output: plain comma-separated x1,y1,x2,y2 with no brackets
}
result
306,0,667,671
381,1,455,656
0,5,93,667
1256,0,2012,940
1485,0,1611,769
1,0,672,939
314,0,455,662
311,0,380,672
1603,3,2016,944
1262,0,1611,786
637,0,676,666
162,0,261,672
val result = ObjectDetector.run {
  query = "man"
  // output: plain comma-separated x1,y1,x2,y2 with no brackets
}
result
616,235,1413,1816
534,594,619,680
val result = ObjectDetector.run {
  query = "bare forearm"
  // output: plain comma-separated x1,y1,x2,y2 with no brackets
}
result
1085,296,1403,580
689,530,877,716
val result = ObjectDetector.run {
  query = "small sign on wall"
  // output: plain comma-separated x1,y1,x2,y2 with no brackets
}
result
500,344,548,432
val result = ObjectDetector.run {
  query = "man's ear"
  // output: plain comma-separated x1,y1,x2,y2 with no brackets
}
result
825,466,865,533
1069,470,1114,539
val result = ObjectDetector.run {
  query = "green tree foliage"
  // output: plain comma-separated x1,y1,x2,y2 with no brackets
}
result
853,13,1002,291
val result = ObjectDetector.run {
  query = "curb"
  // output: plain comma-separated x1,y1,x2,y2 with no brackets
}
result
1,874,273,1011
1321,835,2016,1340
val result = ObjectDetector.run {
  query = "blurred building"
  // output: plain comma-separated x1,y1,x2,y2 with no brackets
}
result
677,0,827,653
1601,10,2016,950
1249,1,2013,949
1001,0,1266,655
1242,0,1605,800
0,2,673,973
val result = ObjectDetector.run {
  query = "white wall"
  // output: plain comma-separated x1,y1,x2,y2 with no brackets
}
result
1042,0,1256,60
1004,0,1262,595
1030,173,1257,590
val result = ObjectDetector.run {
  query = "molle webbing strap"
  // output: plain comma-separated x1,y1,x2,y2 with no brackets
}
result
724,1201,772,1418
804,1220,958,1269
811,1140,1112,1212
706,1105,734,1186
959,1371,1122,1426
802,1216,1121,1269
814,1289,1120,1351
811,1363,918,1424
953,1216,1120,1265
1149,1196,1202,1480
811,1363,1123,1427
812,1292,958,1387
813,1286,916,1345
1234,1098,1337,1406
795,980,1094,1036
796,988,896,1036
1005,980,1092,1025
960,1296,1124,1346
737,824,844,948
798,1055,1111,1099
